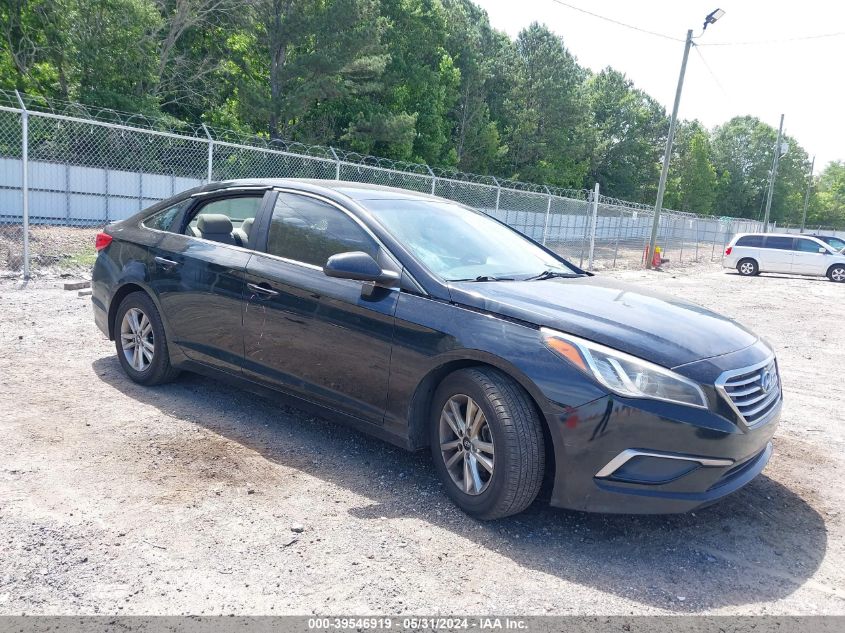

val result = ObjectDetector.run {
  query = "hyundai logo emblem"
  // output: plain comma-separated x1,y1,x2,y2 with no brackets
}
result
760,368,774,393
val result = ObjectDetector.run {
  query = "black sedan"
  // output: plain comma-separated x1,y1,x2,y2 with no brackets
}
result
92,179,781,518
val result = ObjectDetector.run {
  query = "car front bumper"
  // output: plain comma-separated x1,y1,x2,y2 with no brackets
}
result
542,343,781,514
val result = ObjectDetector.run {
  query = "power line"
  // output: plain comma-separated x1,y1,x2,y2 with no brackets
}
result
548,0,684,42
546,1,844,48
699,31,845,46
692,45,730,100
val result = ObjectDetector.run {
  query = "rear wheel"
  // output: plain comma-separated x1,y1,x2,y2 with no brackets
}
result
828,265,845,283
429,367,545,520
114,292,179,385
737,258,758,276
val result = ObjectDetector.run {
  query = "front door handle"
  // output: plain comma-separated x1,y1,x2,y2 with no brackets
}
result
154,256,180,270
247,282,280,298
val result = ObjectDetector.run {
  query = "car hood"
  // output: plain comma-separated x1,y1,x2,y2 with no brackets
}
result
448,276,759,368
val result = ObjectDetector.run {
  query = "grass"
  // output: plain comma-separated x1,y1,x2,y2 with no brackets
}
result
56,246,97,271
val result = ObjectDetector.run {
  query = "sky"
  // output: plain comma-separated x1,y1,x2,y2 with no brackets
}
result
472,0,845,173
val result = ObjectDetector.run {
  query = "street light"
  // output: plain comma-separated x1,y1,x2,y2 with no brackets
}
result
646,8,725,269
703,8,725,31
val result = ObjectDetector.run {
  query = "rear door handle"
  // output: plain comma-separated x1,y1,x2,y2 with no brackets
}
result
154,256,180,270
247,282,279,298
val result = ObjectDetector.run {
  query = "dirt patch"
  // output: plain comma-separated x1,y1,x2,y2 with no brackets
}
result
0,225,100,277
0,263,844,615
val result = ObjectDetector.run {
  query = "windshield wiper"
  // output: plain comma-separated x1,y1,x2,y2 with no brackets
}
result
524,270,584,281
449,275,515,282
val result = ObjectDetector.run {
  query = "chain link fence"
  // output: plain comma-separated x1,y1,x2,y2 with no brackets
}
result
0,89,781,277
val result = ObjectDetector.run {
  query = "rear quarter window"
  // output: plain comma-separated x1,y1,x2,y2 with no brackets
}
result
735,235,763,247
763,236,793,250
142,200,191,232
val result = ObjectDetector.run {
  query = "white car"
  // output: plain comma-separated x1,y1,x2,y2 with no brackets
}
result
723,233,845,282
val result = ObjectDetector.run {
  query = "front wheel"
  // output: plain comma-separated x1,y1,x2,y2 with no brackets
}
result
829,265,845,283
737,259,758,276
114,292,179,385
429,367,545,520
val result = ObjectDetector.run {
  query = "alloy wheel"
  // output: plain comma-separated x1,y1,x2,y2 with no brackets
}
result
120,307,155,372
439,394,495,495
832,267,845,282
740,262,754,275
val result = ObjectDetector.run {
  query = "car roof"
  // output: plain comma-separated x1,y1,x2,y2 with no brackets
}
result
195,178,445,203
735,232,819,239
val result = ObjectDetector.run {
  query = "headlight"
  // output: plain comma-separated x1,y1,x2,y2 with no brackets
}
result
541,328,708,409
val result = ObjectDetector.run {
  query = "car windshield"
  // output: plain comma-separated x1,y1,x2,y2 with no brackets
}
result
363,198,579,281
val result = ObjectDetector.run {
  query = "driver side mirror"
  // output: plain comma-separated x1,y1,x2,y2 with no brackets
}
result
323,251,400,287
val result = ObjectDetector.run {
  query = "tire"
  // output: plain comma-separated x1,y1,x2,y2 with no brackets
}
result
114,291,179,385
828,264,845,283
429,367,545,520
737,258,758,276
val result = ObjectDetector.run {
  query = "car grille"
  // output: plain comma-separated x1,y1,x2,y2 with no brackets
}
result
715,359,781,427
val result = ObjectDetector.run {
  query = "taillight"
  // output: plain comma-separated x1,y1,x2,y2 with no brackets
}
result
95,232,113,251
725,246,732,255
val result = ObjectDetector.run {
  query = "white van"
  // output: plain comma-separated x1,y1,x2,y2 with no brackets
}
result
723,233,845,282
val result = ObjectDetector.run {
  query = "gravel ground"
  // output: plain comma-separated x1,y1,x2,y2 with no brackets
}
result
0,262,843,616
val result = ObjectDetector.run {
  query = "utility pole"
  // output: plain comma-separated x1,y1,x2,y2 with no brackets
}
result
800,155,815,234
762,114,784,233
647,30,693,269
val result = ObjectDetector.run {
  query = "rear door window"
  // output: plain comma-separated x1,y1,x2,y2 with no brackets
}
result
762,236,793,250
186,195,264,246
735,235,763,247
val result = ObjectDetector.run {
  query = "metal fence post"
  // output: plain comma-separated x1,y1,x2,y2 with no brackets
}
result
587,183,599,269
711,220,718,261
542,186,552,246
329,147,341,180
612,211,621,268
578,191,590,268
694,218,700,262
15,90,30,279
493,177,501,213
679,218,685,262
105,169,110,222
202,124,213,183
64,163,70,221
426,165,436,195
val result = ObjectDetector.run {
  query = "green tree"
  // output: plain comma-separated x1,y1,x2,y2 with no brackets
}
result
440,0,508,172
370,0,461,164
711,115,810,223
586,68,667,202
0,0,71,97
500,23,589,187
808,161,845,227
665,123,717,214
1,0,837,221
